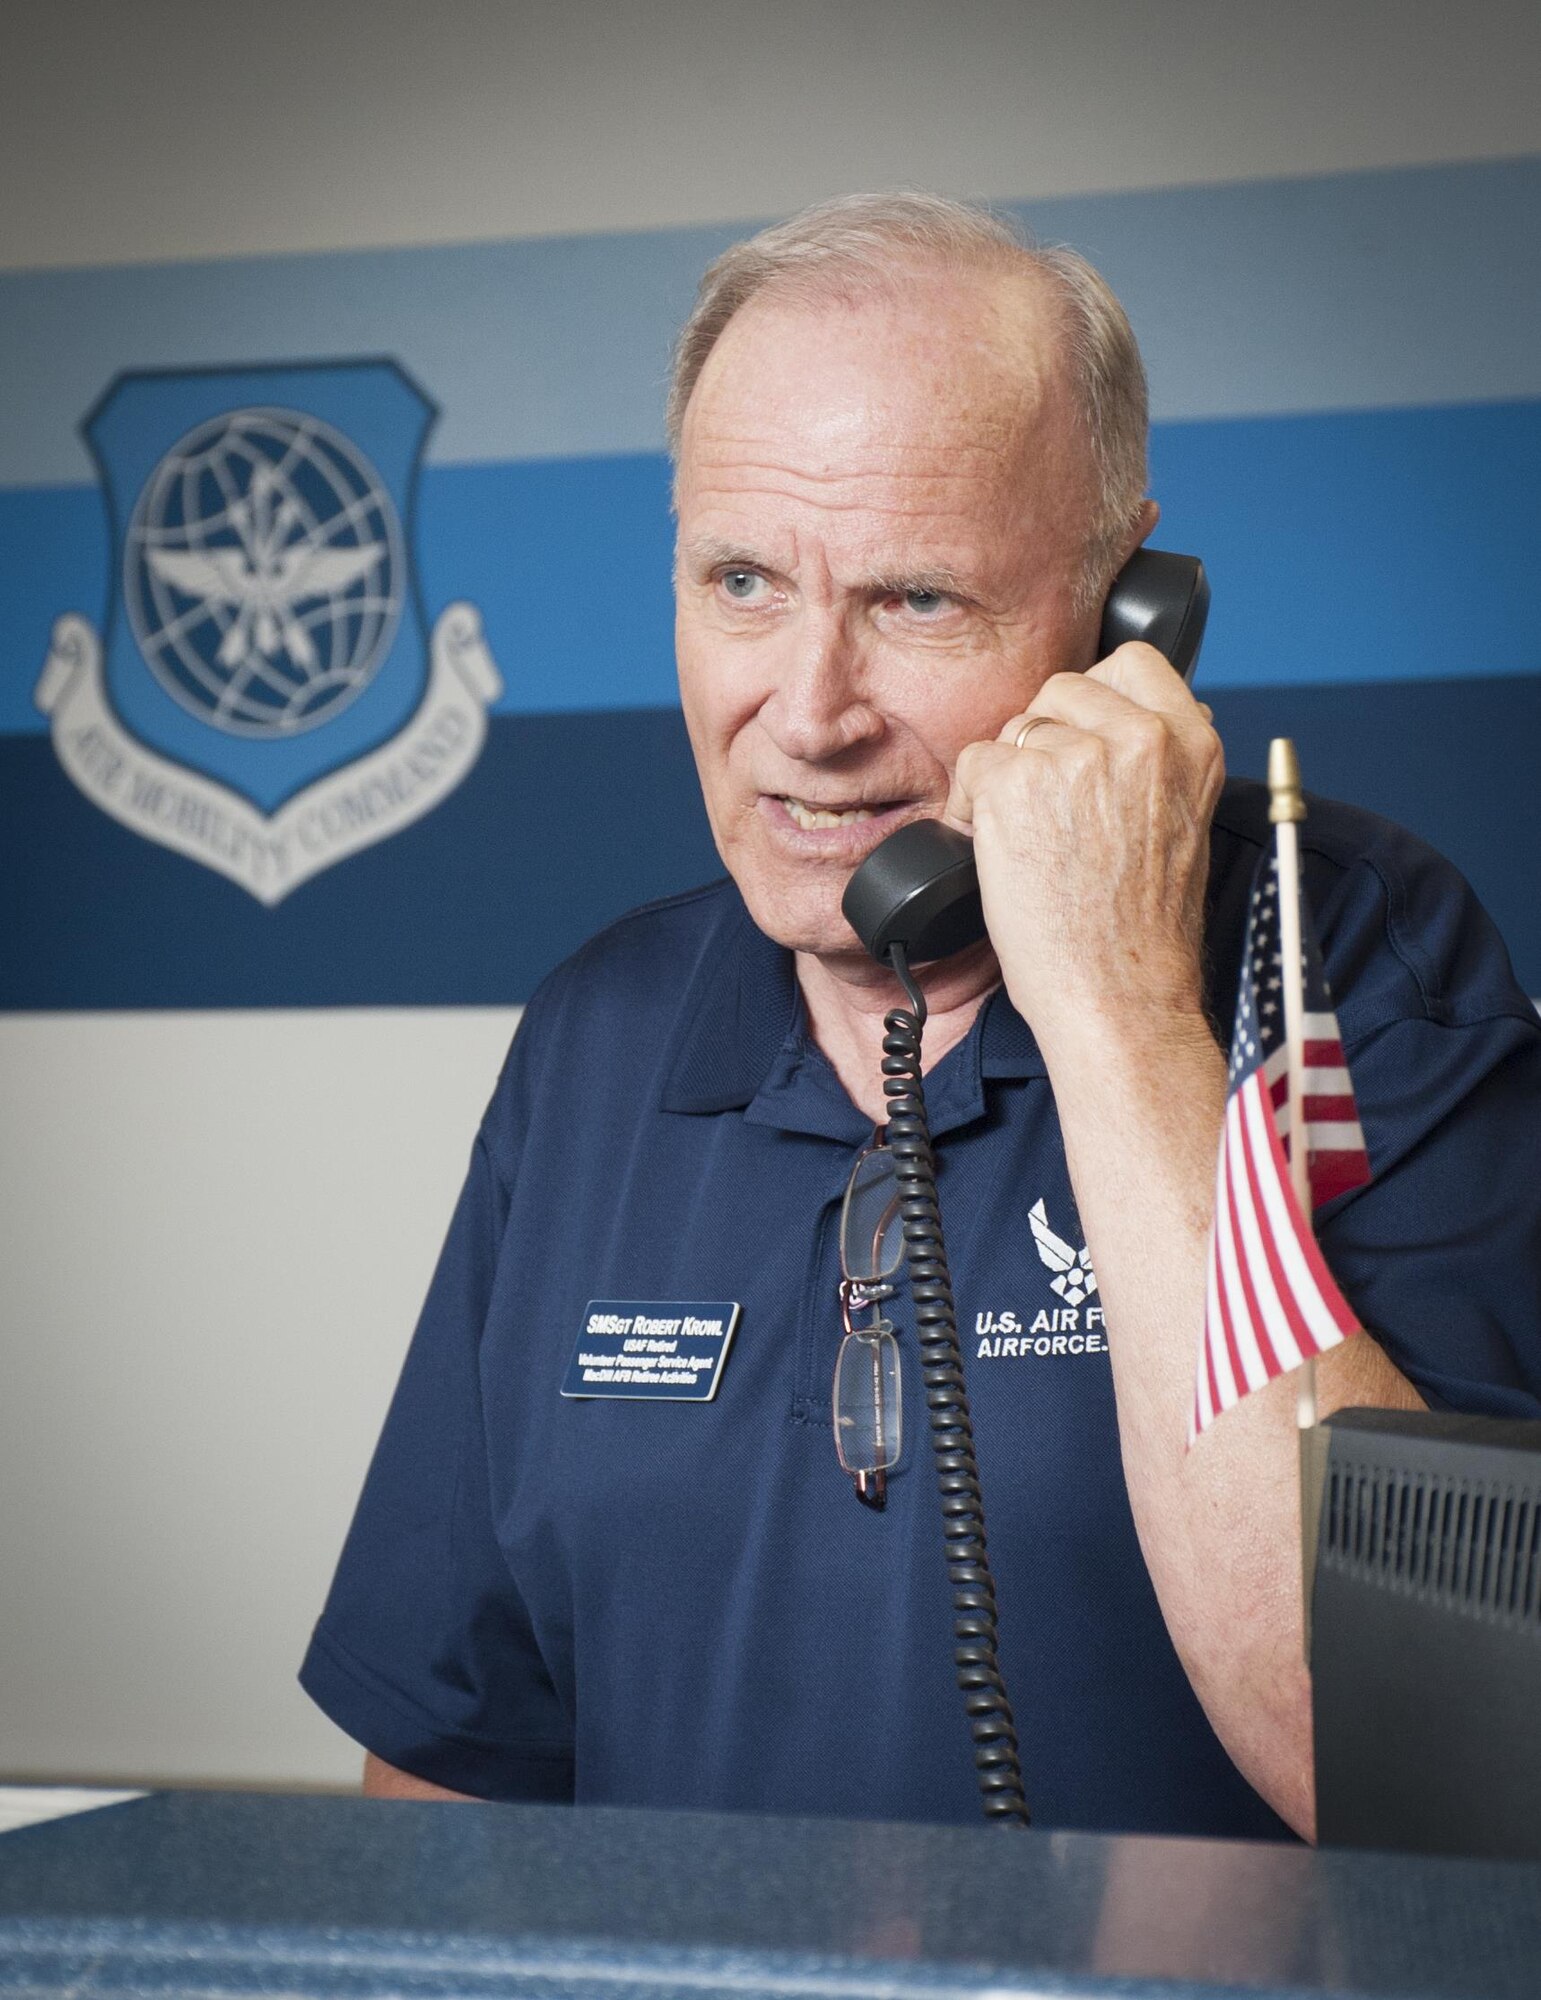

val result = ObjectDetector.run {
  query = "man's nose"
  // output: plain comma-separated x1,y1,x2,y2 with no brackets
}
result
759,614,883,762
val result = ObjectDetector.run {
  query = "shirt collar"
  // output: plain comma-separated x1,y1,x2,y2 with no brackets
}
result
658,892,799,1114
658,888,1046,1126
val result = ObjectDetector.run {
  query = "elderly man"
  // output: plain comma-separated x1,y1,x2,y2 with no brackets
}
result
301,195,1541,1841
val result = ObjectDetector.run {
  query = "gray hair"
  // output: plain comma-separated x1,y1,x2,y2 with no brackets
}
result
666,191,1149,602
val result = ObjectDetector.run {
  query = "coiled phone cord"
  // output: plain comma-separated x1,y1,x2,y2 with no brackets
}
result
882,941,1030,1828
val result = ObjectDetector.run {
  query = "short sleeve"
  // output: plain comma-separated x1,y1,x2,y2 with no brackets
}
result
299,1131,574,1800
1320,1009,1541,1418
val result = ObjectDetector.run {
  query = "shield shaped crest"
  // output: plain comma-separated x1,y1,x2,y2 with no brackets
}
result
87,361,434,811
37,358,501,905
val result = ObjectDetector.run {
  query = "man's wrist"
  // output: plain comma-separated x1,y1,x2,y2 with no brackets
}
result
1030,999,1225,1098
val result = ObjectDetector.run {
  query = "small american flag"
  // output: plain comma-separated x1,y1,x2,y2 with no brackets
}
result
1191,848,1371,1441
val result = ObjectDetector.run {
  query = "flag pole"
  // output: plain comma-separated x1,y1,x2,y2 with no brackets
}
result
1268,738,1316,1432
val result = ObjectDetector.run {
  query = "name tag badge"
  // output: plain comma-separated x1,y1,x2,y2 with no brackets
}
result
561,1299,742,1402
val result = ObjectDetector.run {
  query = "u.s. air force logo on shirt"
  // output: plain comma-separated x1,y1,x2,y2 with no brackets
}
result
34,360,501,904
975,1196,1107,1359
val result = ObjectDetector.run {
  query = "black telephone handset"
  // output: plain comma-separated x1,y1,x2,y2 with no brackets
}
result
842,548,1210,964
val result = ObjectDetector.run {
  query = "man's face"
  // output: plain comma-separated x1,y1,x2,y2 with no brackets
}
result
673,265,1104,961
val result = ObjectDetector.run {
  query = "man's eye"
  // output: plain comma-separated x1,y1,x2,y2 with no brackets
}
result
903,589,948,616
720,569,764,601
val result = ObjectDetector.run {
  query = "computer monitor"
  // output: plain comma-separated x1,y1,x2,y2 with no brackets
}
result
1306,1407,1541,1860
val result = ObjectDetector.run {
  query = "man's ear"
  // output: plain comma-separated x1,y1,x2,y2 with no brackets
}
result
1120,498,1161,568
1075,500,1163,673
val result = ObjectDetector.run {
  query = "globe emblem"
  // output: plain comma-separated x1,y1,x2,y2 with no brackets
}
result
124,406,404,738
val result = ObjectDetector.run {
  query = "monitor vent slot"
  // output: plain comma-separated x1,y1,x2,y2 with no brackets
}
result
1322,1461,1541,1629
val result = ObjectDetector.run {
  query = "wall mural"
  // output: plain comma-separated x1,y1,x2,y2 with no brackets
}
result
3,159,1538,1006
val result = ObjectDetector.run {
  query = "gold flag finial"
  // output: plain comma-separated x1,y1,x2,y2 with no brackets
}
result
1268,736,1305,824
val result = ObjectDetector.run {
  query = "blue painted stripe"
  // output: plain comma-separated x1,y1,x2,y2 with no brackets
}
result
4,400,1537,735
1149,399,1541,687
0,483,110,727
416,455,677,716
3,676,1536,1010
1,158,1538,485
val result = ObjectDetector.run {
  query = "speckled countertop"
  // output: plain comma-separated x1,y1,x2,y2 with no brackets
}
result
0,1791,1538,1999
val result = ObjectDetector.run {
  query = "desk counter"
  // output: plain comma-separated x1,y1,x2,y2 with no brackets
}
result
1,1791,1537,1998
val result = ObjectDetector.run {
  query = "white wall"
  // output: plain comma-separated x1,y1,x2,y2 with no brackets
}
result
4,0,1540,269
2,0,1539,1788
1,1010,517,1784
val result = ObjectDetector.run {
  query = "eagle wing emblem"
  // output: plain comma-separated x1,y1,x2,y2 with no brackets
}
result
1029,1197,1098,1306
1029,1197,1077,1273
145,547,253,607
272,542,381,603
145,539,383,671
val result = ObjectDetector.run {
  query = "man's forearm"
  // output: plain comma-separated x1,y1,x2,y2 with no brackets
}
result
362,1752,480,1801
1039,1008,1423,1840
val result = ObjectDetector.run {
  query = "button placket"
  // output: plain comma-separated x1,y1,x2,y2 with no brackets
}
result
791,1164,850,1425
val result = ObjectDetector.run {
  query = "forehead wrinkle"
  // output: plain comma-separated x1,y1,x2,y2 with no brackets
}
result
689,432,1019,481
685,479,995,528
681,450,1019,520
684,474,1005,518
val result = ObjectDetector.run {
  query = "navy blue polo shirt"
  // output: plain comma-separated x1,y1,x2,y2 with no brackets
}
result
301,779,1541,1836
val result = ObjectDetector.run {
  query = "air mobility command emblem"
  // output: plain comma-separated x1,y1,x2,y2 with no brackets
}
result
35,360,500,904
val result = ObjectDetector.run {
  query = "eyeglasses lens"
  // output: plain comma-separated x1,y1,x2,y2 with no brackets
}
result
840,1147,904,1283
833,1325,902,1475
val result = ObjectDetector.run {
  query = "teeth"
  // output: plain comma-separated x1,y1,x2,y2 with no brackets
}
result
783,798,877,830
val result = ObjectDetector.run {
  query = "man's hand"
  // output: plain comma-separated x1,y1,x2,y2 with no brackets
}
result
946,641,1224,1049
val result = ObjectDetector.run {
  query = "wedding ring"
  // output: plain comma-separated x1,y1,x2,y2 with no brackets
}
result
1014,715,1052,750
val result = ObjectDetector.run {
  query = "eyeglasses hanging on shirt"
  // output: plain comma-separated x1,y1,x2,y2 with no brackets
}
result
835,1136,906,1509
